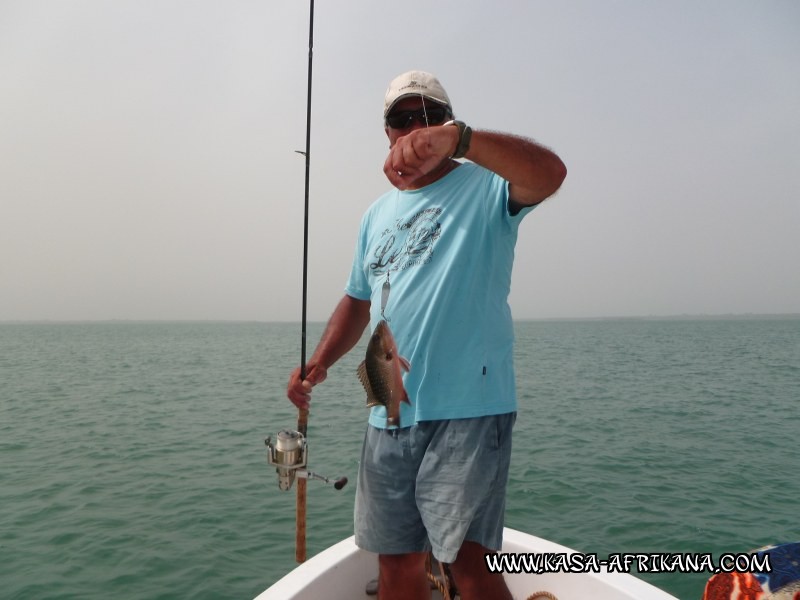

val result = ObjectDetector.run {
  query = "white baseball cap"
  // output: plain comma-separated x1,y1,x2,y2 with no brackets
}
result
383,70,452,117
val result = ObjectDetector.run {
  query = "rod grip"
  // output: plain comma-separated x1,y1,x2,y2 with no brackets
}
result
295,477,307,562
295,408,309,562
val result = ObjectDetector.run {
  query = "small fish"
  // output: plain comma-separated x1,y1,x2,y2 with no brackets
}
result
357,320,411,427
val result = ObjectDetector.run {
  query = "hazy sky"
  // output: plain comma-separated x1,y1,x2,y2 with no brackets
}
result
2,0,798,321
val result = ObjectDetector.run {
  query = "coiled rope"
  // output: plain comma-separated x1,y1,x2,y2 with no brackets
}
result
426,553,453,600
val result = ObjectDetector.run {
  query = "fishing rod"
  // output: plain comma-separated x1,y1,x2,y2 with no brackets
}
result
298,0,314,389
295,0,314,566
265,0,346,565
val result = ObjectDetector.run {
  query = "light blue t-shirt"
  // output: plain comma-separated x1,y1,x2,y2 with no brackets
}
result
345,162,534,428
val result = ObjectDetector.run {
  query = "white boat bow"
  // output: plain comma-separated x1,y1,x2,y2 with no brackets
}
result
255,527,679,599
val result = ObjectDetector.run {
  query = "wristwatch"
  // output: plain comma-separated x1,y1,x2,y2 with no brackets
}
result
444,120,472,159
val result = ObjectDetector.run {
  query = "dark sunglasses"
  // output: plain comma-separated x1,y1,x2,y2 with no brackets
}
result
385,105,450,129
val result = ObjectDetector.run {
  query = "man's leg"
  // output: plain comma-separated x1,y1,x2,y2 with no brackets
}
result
378,552,430,600
449,541,512,600
355,425,432,599
417,413,516,592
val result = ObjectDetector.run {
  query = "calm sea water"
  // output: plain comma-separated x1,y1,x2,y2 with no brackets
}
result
1,318,798,600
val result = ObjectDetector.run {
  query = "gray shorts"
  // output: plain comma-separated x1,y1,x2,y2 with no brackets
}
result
354,412,515,563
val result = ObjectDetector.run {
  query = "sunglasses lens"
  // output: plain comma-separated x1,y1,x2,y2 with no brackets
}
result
386,112,412,129
425,107,447,124
386,105,449,129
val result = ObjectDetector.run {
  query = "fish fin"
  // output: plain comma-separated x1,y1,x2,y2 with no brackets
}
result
399,356,411,373
356,360,368,384
401,391,411,405
357,361,381,408
356,360,372,394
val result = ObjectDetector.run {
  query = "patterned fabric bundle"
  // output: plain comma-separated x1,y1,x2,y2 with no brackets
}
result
703,542,800,600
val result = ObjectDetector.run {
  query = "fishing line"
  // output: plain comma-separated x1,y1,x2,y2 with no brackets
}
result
381,93,431,322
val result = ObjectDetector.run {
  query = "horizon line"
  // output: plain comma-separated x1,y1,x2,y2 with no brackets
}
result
2,312,799,325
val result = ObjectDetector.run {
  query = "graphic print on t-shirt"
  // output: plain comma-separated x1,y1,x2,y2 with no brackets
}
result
369,207,442,277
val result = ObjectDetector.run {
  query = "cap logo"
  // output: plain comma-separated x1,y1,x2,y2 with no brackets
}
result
400,80,426,92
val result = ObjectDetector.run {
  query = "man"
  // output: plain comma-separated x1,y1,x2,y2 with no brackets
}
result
287,70,566,600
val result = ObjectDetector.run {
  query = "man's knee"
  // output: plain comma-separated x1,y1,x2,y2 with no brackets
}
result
450,542,512,600
377,553,429,599
379,552,428,577
450,541,489,573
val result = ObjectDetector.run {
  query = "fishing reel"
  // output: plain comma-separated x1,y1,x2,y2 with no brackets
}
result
265,429,347,491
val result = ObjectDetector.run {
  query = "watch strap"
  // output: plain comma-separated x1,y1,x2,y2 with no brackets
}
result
444,120,472,159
